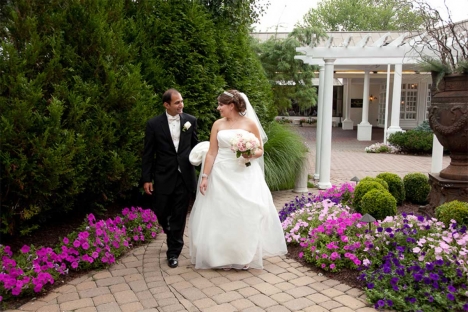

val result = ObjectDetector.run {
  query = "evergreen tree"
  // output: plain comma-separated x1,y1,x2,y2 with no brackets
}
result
0,0,275,235
0,0,155,235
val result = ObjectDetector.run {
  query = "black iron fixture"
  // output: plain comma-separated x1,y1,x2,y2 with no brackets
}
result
360,213,376,232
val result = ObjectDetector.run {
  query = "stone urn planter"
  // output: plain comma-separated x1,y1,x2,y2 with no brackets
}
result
428,74,468,181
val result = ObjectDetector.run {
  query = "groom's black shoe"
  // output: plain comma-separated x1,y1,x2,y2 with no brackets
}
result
168,257,178,268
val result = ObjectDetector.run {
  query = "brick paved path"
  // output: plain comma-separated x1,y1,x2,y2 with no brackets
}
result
6,127,448,312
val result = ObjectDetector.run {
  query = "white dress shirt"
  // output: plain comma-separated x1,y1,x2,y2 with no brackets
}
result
166,112,180,152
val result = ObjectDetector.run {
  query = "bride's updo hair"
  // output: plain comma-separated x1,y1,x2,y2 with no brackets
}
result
218,89,246,113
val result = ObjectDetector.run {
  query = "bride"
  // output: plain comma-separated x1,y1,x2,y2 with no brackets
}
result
189,89,287,270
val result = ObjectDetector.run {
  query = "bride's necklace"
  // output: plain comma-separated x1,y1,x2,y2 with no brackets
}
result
227,117,241,129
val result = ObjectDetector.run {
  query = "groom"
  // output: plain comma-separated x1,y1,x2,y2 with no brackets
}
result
141,88,198,268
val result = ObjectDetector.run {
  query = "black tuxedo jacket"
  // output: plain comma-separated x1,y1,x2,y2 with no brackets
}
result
141,113,198,194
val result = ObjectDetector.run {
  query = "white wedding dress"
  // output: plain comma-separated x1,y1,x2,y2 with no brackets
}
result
189,129,287,270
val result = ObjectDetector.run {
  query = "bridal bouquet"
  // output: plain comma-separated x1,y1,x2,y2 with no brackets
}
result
230,132,260,167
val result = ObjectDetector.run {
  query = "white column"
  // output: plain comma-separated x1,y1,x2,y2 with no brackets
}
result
388,63,403,135
318,59,335,190
383,64,391,144
314,66,325,180
342,78,353,130
431,135,444,173
357,70,372,141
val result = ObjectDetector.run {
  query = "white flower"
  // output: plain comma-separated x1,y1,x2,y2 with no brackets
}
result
183,121,191,132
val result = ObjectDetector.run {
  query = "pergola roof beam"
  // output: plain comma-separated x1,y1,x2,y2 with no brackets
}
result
356,34,371,47
343,36,352,47
387,33,408,47
372,32,391,47
295,56,421,66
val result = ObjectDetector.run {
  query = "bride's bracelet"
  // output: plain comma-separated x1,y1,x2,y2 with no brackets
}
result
201,173,208,178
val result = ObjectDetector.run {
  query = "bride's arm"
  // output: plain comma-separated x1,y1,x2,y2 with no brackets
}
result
199,121,220,195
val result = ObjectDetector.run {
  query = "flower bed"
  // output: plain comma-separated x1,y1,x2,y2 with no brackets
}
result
0,207,161,303
281,184,468,311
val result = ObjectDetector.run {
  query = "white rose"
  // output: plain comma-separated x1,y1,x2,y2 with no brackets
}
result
184,121,191,130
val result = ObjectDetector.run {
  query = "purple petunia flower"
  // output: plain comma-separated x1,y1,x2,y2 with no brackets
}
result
375,300,385,308
413,273,423,282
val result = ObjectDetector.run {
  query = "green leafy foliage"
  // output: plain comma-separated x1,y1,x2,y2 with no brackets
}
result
264,123,308,191
254,28,323,115
360,189,397,221
0,0,155,235
388,130,433,154
300,0,423,31
0,0,274,235
403,173,430,205
376,172,406,205
435,200,468,227
359,177,389,190
352,181,387,213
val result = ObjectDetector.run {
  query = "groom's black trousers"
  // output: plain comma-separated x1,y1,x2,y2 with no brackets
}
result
152,172,189,259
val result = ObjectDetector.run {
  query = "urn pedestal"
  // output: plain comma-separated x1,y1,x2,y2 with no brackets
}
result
421,74,468,216
419,173,468,217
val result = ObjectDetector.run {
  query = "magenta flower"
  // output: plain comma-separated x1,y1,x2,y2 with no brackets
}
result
20,245,30,254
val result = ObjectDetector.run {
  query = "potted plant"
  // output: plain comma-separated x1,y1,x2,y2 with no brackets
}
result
409,1,468,182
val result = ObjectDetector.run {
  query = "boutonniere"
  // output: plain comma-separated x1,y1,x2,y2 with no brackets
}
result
183,121,191,132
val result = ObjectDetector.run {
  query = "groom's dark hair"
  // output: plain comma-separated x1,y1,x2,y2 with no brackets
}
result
162,88,180,105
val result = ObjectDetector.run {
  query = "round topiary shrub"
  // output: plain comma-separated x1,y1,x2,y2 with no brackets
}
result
376,172,406,205
352,181,387,213
435,200,468,227
360,177,389,190
360,189,397,221
403,173,430,204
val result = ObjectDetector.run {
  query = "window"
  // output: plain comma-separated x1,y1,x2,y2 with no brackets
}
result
400,83,418,120
377,84,387,125
425,84,432,120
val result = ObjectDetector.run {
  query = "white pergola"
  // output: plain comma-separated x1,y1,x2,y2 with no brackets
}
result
295,32,443,189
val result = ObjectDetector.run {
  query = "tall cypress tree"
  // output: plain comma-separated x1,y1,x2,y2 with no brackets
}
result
0,0,155,235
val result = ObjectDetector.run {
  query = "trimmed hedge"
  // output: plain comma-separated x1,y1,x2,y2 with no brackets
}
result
376,172,406,205
387,130,433,154
403,173,430,204
435,200,468,227
360,177,389,190
360,189,397,221
352,181,387,213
